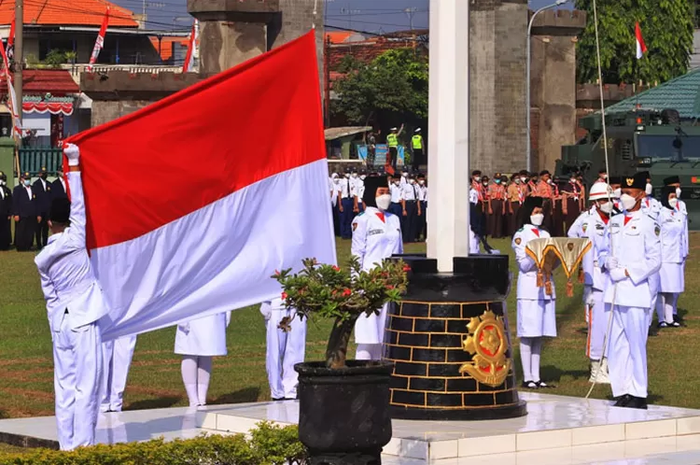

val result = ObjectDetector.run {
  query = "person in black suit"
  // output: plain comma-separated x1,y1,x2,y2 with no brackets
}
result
0,171,11,251
33,167,51,250
51,168,67,200
13,171,39,252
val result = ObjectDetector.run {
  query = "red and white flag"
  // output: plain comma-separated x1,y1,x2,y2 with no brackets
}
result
67,32,335,340
182,20,198,73
87,7,110,72
635,22,647,59
0,36,20,139
7,17,15,60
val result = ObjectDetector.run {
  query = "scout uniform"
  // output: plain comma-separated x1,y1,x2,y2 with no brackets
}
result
352,177,403,361
506,178,521,236
13,172,38,251
33,167,51,249
562,177,583,233
512,197,555,389
0,172,11,250
261,297,307,400
35,144,109,450
599,173,661,409
487,177,506,238
534,177,554,232
656,186,688,327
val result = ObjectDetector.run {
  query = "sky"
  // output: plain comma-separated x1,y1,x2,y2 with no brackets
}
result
109,0,566,33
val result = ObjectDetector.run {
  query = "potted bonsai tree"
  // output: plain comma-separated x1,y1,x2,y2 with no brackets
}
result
274,256,408,465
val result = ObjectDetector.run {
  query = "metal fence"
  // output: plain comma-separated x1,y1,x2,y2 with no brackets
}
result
18,147,64,175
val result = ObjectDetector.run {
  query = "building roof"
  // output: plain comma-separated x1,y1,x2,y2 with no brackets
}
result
605,68,700,118
0,69,79,95
0,0,138,28
149,36,189,62
325,31,366,44
325,126,372,141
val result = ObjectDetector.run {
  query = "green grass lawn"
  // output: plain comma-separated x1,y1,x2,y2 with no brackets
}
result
0,235,698,422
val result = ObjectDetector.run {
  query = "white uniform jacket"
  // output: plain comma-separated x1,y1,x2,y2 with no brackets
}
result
512,225,554,301
567,207,608,292
641,196,661,221
658,207,688,264
35,171,110,332
352,207,403,272
599,210,661,308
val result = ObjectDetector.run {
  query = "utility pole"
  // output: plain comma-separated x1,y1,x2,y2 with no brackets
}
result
14,0,22,121
404,7,418,52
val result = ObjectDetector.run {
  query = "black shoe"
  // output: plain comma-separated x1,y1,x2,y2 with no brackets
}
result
668,321,681,328
521,381,538,389
613,394,632,407
658,321,668,329
535,380,554,389
626,396,648,410
272,397,286,402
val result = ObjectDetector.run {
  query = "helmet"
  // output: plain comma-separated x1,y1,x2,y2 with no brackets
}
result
589,183,613,201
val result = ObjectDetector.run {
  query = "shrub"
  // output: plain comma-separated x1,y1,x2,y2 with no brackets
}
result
0,422,305,465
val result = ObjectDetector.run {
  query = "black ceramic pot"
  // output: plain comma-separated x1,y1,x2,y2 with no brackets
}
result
294,361,393,465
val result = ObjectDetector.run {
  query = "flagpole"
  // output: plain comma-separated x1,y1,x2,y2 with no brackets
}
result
14,0,22,122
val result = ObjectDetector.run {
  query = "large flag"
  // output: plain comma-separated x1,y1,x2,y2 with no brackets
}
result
635,22,647,59
67,31,335,340
182,20,198,73
87,7,110,72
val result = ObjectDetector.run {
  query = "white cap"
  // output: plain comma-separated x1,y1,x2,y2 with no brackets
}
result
415,128,421,133
589,182,613,201
390,127,398,131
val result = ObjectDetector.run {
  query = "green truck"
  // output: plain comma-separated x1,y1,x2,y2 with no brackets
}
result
557,109,700,229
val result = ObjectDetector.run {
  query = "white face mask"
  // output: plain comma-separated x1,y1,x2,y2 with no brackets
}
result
333,178,339,184
419,180,425,185
409,179,415,185
474,176,481,182
360,175,366,180
0,180,5,186
345,174,350,178
613,188,621,199
645,183,653,196
530,213,544,226
669,198,678,209
598,201,613,214
621,193,638,211
570,178,576,183
602,174,608,180
393,180,400,186
676,187,682,198
375,194,391,211
402,172,408,178
351,173,358,178
547,179,553,184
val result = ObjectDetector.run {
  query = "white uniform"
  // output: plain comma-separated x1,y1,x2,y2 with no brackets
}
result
100,335,137,413
175,312,230,356
641,196,661,220
355,178,366,209
390,183,402,203
35,171,110,451
329,176,339,207
512,225,556,338
599,210,661,399
352,206,403,360
568,208,608,361
656,207,688,324
261,298,307,400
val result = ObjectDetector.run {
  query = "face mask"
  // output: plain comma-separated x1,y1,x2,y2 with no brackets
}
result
393,181,400,186
515,179,520,184
0,180,4,186
474,177,481,182
620,193,638,211
360,175,366,180
676,187,682,198
602,174,608,180
613,188,621,199
530,213,544,226
375,194,391,211
345,174,350,178
521,177,527,182
547,179,553,184
570,178,576,183
402,172,408,178
409,179,415,185
645,183,653,196
419,180,425,185
23,179,30,187
483,182,488,186
599,201,613,214
351,173,358,178
669,198,678,209
333,179,339,184
495,179,501,184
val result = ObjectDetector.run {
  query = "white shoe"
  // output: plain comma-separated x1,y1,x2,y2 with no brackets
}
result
590,359,611,384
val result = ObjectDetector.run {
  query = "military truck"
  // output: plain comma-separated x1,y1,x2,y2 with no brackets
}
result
556,109,700,229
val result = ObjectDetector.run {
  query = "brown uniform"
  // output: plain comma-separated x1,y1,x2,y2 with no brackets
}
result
506,182,521,236
561,180,583,232
487,182,506,238
535,180,554,232
551,183,564,236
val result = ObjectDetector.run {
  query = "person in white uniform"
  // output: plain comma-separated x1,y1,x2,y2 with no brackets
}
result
512,197,556,389
35,143,109,451
261,297,307,400
662,176,688,322
567,182,615,384
175,311,231,407
100,335,137,413
656,186,688,328
640,172,661,220
352,176,403,360
599,172,661,409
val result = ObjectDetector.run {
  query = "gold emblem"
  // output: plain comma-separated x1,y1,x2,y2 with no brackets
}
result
655,225,660,236
626,178,634,187
459,310,511,387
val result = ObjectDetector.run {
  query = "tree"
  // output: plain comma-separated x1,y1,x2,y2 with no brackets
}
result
330,49,428,129
575,0,694,84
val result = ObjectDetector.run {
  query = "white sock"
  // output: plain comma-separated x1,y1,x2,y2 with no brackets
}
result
672,293,679,316
519,338,533,382
181,356,199,407
664,293,677,323
531,338,542,382
197,356,212,406
656,293,665,323
356,344,382,361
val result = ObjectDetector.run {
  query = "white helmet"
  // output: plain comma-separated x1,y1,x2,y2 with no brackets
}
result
589,182,613,201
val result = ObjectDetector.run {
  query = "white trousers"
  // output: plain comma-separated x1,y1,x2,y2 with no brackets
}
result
52,316,103,451
586,290,608,361
655,293,678,324
100,335,137,412
266,311,307,399
606,305,651,398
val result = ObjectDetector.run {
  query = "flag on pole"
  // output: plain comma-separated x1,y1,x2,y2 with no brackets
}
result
635,22,647,59
7,17,15,60
87,7,110,72
182,20,198,73
0,37,21,139
66,31,335,340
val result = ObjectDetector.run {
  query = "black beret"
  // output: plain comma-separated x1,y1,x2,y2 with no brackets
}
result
663,176,680,185
608,176,621,185
621,172,647,191
539,170,551,176
50,198,71,223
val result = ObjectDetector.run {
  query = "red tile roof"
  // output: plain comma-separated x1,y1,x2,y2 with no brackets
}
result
0,0,138,27
149,36,189,62
2,69,80,95
325,31,354,44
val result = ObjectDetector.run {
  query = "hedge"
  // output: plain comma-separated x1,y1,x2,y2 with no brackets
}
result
0,422,307,465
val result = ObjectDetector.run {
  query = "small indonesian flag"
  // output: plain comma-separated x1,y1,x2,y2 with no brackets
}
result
87,7,110,73
182,20,198,73
66,32,336,340
635,22,647,59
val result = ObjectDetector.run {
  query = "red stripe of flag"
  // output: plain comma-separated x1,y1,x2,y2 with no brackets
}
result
635,22,647,59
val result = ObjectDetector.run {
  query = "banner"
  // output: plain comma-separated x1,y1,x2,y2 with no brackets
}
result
87,7,110,73
182,20,198,72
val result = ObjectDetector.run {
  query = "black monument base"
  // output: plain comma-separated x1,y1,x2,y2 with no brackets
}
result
385,255,527,421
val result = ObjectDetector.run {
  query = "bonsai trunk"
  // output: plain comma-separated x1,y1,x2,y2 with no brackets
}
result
325,315,360,369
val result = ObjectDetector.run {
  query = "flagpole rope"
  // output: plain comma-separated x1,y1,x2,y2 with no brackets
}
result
585,0,617,400
312,0,318,29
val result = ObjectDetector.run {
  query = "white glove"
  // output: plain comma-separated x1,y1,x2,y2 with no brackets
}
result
582,285,595,307
64,143,80,166
604,256,619,270
489,249,501,255
609,267,627,283
260,302,272,320
225,311,232,328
